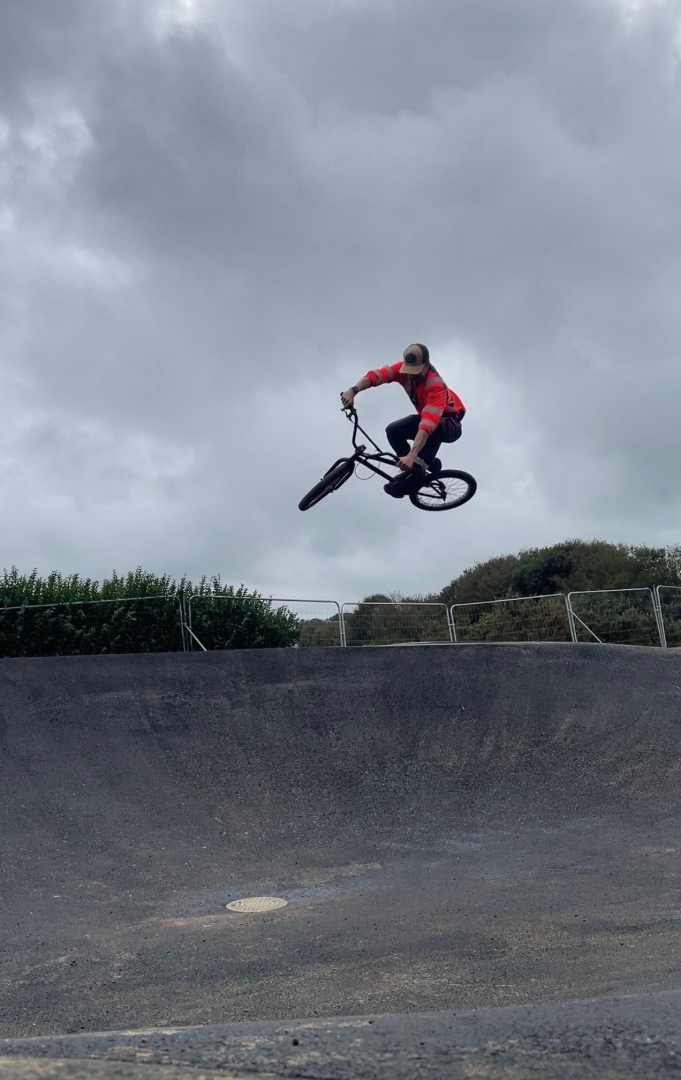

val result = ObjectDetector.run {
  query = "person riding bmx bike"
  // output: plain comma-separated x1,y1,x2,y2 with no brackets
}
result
340,344,466,498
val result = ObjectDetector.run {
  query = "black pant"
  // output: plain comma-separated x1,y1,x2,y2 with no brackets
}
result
385,414,461,467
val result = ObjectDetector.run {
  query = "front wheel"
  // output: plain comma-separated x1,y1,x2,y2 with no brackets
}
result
298,460,354,511
409,469,477,512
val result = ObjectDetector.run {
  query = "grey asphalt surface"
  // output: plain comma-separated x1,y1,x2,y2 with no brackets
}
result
1,643,681,1077
5,992,681,1079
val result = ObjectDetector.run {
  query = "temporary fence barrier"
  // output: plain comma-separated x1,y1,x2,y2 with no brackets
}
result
186,596,342,650
2,587,680,656
340,602,453,647
270,599,344,647
450,593,575,644
0,595,185,658
567,588,663,648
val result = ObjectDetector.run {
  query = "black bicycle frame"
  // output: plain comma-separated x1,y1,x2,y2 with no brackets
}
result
336,406,398,483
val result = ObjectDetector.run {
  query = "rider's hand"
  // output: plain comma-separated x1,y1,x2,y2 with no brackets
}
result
340,389,355,409
398,453,416,471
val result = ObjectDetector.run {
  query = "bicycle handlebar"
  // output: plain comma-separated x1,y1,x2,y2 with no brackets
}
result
341,402,388,457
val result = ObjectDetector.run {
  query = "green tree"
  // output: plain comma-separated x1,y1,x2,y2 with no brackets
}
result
439,540,681,648
440,541,681,608
439,554,520,607
627,545,681,589
508,540,636,596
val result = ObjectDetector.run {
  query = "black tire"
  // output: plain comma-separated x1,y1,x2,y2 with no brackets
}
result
298,460,354,511
409,469,477,512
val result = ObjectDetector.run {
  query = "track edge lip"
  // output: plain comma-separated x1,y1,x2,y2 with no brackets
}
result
4,988,681,1048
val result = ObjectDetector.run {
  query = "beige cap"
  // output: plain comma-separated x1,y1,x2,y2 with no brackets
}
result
399,343,429,375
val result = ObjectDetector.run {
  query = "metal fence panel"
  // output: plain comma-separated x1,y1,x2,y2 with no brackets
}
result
567,588,663,647
2,585,679,655
657,586,681,648
187,596,342,649
341,602,452,647
0,596,185,658
270,599,343,647
450,594,574,644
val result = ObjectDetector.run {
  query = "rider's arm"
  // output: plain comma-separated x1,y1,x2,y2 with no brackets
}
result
412,428,429,457
351,376,372,394
400,427,429,468
398,384,447,468
342,361,402,407
340,376,371,408
418,384,447,436
365,362,402,387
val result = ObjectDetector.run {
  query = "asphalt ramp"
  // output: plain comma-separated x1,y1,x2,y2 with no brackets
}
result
1,643,681,1077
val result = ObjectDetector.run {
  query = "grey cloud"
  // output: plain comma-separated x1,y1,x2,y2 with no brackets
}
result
1,0,681,600
237,0,620,113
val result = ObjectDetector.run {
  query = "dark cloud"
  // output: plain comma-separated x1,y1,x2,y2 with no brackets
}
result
1,0,680,600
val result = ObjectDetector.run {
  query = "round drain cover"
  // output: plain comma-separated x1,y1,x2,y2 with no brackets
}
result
226,896,288,913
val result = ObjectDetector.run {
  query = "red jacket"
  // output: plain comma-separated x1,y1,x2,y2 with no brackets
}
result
365,362,466,437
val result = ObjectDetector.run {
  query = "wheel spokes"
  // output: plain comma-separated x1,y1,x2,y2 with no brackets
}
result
419,477,470,505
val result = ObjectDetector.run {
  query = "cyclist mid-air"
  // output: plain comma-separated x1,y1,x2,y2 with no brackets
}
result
298,343,475,512
340,344,466,498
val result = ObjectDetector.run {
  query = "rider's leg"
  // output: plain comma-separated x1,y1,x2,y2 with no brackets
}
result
384,415,461,496
385,415,420,458
416,432,442,468
386,415,461,468
386,414,440,473
421,418,462,468
384,416,429,498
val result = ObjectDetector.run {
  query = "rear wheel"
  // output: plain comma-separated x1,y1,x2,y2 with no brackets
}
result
409,469,477,511
298,460,354,511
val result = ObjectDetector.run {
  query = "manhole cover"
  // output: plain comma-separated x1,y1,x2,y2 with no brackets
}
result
226,896,288,913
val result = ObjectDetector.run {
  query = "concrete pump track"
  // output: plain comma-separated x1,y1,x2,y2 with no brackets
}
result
2,643,681,1078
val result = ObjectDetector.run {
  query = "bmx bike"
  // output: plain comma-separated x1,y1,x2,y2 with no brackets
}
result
298,406,477,512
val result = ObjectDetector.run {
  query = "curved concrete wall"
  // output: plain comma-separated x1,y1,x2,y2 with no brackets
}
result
2,643,681,1040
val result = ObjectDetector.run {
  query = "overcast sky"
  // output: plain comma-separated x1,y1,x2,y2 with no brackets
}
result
1,0,681,604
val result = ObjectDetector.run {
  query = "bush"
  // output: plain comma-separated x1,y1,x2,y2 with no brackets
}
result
187,581,299,650
440,541,681,607
0,568,300,657
439,541,681,647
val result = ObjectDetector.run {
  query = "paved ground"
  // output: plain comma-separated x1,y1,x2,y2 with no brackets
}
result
5,992,681,1079
1,643,681,1076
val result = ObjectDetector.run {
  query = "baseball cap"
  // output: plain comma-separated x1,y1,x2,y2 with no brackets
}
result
399,343,430,375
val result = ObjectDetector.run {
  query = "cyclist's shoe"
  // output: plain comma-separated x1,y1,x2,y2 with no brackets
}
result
428,457,442,477
384,464,427,498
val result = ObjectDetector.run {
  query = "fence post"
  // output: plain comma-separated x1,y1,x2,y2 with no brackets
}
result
340,604,349,647
654,586,668,649
564,595,578,643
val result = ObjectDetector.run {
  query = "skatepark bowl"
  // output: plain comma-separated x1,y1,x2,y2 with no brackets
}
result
2,642,681,1078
